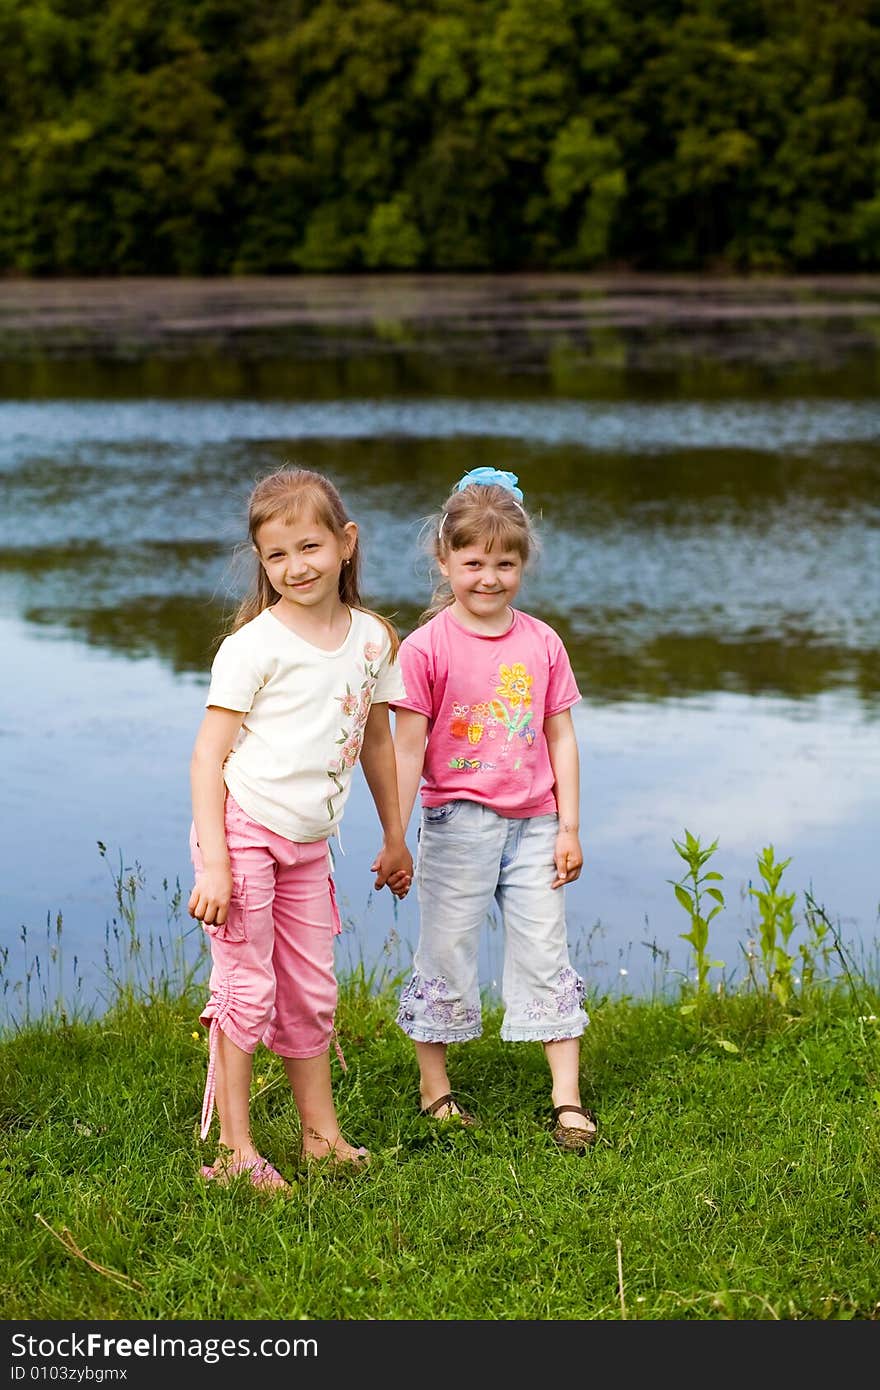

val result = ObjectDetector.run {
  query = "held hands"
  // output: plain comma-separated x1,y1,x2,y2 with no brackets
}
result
187,865,233,930
371,837,414,899
551,828,583,890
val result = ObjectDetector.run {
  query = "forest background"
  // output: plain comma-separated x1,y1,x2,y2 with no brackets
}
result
4,0,880,278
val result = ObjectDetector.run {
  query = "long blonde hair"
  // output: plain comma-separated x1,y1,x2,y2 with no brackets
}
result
419,481,538,625
231,467,400,658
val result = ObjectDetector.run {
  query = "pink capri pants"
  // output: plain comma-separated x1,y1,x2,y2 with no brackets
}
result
190,793,342,1139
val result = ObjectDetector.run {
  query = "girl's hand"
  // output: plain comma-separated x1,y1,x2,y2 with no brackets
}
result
371,839,414,899
386,869,413,900
552,829,583,889
188,866,233,928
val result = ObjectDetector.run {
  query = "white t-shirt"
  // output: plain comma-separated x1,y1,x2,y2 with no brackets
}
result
206,606,407,842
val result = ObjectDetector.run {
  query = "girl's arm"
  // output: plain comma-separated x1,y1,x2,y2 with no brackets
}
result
393,707,429,837
544,708,584,889
360,702,414,897
187,704,246,927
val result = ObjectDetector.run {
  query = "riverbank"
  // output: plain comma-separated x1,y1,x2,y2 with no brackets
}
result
3,272,880,374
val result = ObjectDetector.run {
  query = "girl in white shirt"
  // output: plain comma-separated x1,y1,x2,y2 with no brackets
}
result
188,467,412,1191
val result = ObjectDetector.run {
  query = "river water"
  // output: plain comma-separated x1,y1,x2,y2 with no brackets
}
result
1,274,878,1016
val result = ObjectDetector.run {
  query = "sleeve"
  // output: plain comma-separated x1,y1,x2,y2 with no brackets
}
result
544,629,581,717
389,636,433,716
371,631,408,705
206,630,264,713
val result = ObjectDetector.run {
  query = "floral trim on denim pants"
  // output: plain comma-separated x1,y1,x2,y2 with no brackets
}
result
396,972,483,1043
500,966,589,1043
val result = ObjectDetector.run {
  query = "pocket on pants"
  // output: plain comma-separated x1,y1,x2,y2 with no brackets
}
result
423,801,463,825
204,875,249,943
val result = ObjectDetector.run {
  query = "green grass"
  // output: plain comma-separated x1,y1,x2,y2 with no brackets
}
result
3,837,878,1321
2,975,878,1321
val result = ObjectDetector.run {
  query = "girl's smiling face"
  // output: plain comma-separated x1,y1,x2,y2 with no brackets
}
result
439,542,523,631
256,512,356,614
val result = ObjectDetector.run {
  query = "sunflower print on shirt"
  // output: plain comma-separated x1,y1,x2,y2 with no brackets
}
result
446,659,537,772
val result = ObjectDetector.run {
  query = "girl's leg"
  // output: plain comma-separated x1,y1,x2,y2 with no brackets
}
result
414,1040,453,1114
268,841,367,1164
204,1031,290,1187
415,1042,473,1121
543,1037,595,1137
214,1029,259,1162
399,801,504,1117
192,800,279,1175
496,815,595,1139
282,1052,368,1163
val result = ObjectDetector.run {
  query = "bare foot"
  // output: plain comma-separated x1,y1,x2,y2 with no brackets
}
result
301,1128,370,1167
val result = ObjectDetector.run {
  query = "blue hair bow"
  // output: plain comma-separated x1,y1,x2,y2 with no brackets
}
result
454,467,524,503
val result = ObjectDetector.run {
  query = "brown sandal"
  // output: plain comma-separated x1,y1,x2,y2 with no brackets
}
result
550,1104,599,1151
420,1093,476,1126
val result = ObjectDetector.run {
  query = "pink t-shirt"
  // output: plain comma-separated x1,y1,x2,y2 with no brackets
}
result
393,606,581,819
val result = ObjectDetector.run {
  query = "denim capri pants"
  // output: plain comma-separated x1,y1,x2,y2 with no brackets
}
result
396,799,588,1044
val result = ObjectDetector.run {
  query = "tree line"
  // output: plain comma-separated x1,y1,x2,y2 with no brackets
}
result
3,0,880,275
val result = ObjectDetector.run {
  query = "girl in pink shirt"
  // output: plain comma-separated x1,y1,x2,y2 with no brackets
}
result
392,468,598,1151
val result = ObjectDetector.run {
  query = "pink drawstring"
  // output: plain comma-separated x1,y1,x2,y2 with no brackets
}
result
200,1016,220,1140
332,1026,347,1072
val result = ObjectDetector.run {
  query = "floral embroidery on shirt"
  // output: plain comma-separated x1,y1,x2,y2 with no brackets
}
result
326,642,381,818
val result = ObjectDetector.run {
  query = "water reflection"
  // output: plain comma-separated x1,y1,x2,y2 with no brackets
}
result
1,410,876,706
3,394,880,445
1,278,878,1011
3,273,880,401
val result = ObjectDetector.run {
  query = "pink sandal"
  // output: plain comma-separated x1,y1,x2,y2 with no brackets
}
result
200,1154,290,1192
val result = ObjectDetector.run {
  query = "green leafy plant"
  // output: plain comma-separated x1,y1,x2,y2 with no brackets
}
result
799,888,835,990
748,845,797,1006
669,829,725,1007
